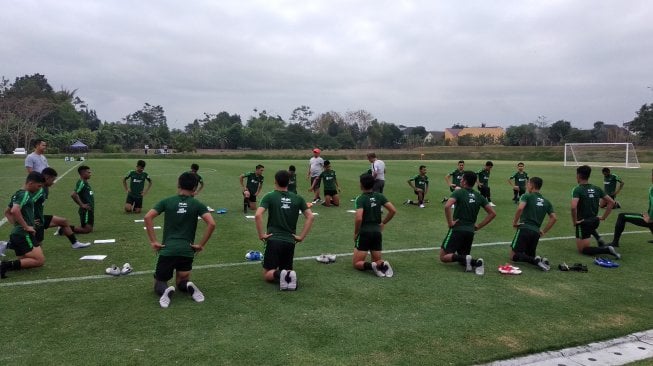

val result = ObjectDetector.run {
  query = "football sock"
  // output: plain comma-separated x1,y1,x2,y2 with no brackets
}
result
67,234,78,245
612,213,626,244
2,260,21,271
451,254,465,265
177,280,189,293
363,262,372,271
512,252,536,263
273,270,281,280
582,247,610,256
154,281,168,296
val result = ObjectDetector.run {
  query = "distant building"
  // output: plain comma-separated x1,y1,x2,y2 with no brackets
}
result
424,131,444,144
444,126,505,145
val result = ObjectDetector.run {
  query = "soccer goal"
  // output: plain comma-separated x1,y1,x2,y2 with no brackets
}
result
564,143,640,168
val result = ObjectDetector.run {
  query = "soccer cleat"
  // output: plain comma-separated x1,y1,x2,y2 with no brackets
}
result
279,269,289,290
105,265,121,276
159,286,175,308
326,254,337,263
498,264,522,275
187,282,205,302
53,226,63,236
403,199,411,205
0,241,7,257
464,255,473,272
475,258,485,275
383,261,394,278
419,204,425,208
316,254,330,264
121,263,133,275
489,202,496,207
569,263,588,272
441,196,448,203
287,270,298,290
536,260,550,272
558,263,569,271
607,246,621,260
71,241,91,249
371,262,385,277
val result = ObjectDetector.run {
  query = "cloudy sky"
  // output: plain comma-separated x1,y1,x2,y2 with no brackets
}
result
2,0,652,130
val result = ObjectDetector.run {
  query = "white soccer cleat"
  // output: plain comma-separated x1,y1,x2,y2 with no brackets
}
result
121,263,133,275
71,241,91,249
326,254,337,263
0,241,7,257
287,270,298,290
279,269,289,290
419,204,425,208
489,202,496,207
383,261,394,278
475,258,485,276
159,286,175,308
105,265,120,276
316,254,330,263
371,262,385,277
465,255,473,272
187,282,205,302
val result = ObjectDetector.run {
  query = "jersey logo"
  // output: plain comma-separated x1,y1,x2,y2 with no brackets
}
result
536,198,544,207
281,197,291,209
177,202,188,214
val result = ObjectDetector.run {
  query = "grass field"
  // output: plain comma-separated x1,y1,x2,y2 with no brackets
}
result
0,156,652,365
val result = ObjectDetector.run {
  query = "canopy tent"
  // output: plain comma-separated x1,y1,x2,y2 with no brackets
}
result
70,140,88,152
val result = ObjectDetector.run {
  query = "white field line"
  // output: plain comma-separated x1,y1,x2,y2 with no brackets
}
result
0,161,83,228
0,230,649,288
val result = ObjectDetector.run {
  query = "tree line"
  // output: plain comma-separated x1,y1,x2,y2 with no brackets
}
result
1,74,651,153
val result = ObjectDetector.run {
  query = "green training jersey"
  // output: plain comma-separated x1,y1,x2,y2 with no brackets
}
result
509,171,529,189
10,189,35,235
125,170,151,197
260,190,308,244
450,188,488,232
518,192,554,232
355,192,388,233
319,170,338,191
288,172,297,194
187,171,203,186
153,195,209,258
74,179,94,209
448,169,464,187
244,172,264,194
648,186,653,218
32,187,49,228
602,174,622,195
409,174,429,190
571,184,604,220
477,169,490,187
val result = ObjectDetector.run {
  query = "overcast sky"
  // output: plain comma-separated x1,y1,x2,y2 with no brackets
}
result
2,0,652,131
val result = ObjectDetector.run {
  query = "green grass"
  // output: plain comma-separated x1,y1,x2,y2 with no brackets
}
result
1,156,652,365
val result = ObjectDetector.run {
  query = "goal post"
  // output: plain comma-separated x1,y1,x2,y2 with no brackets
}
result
564,143,640,168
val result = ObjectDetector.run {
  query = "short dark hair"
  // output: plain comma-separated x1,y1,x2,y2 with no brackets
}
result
517,162,525,166
288,165,296,172
324,160,331,167
458,160,465,164
178,172,199,191
275,170,290,188
419,165,426,170
602,167,610,174
26,171,45,183
137,160,146,168
78,165,90,174
485,161,493,167
530,177,543,190
191,163,199,171
367,152,376,159
32,138,46,148
256,164,264,170
360,173,375,190
462,171,477,186
577,165,592,180
42,167,58,178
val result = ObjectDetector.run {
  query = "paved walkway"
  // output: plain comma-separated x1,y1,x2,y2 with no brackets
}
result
482,330,653,365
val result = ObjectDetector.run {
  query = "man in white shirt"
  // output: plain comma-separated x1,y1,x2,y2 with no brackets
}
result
307,148,324,203
367,152,386,193
25,139,49,174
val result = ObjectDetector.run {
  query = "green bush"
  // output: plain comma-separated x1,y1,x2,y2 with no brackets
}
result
102,144,123,153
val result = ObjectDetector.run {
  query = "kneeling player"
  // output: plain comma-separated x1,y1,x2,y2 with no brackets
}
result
510,177,557,271
310,160,341,207
406,165,429,208
353,174,397,277
122,160,152,213
144,173,216,308
608,169,653,247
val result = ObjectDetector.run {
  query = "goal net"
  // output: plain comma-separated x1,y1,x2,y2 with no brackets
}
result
564,143,640,168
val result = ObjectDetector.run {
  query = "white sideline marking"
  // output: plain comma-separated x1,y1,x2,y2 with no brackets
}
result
94,239,116,244
0,161,83,228
143,226,161,230
0,230,648,288
134,219,144,223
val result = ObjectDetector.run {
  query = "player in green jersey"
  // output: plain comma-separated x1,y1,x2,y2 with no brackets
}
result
255,170,314,291
571,165,620,259
288,165,297,194
122,160,152,213
440,171,496,275
353,174,397,277
508,162,529,203
477,161,496,207
310,160,341,207
70,165,94,234
189,163,204,196
144,172,216,308
510,177,557,271
240,164,264,213
0,172,45,279
406,165,429,208
600,167,624,209
608,169,653,247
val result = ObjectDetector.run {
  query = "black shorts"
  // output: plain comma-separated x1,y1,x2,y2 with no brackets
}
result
154,255,194,282
244,191,257,203
441,229,474,255
262,239,295,270
10,233,40,256
373,180,385,193
310,176,321,189
324,189,338,197
35,215,53,243
479,185,491,199
79,209,94,227
511,228,540,257
575,217,600,239
355,231,382,252
126,194,143,208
